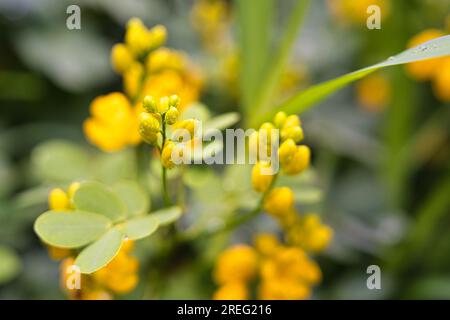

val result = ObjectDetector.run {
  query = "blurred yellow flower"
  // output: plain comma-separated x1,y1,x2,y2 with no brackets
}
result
83,92,141,152
264,187,295,218
356,74,391,112
252,161,274,193
254,233,280,257
328,0,391,25
213,245,258,285
111,43,135,74
213,281,248,300
432,57,450,102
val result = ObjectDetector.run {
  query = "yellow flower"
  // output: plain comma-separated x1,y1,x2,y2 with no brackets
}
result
251,161,274,193
146,47,185,73
254,233,280,256
83,92,140,152
139,112,161,144
124,62,144,99
161,140,176,169
264,187,295,218
82,290,112,300
273,111,287,128
356,74,390,112
48,188,69,210
282,145,310,176
287,213,333,253
213,281,248,300
405,29,446,81
432,57,450,102
259,278,310,300
125,18,153,56
47,245,72,260
213,245,258,285
111,43,134,74
278,139,297,166
165,107,180,125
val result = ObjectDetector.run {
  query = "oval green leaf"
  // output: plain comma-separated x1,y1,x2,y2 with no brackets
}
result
116,215,159,240
75,228,123,274
113,181,149,217
34,210,111,248
73,181,126,222
152,206,182,226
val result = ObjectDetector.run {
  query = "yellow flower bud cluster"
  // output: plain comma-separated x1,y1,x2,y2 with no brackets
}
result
213,235,322,300
85,18,203,152
250,112,310,195
405,28,450,102
285,213,333,254
138,95,198,170
212,245,258,300
112,18,167,74
59,239,139,300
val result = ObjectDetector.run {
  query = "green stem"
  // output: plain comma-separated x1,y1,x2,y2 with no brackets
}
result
160,116,172,206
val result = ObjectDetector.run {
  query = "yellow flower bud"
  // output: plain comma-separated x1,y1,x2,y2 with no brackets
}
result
213,282,248,300
273,111,287,128
169,94,181,108
283,115,301,129
125,18,152,55
251,161,274,193
264,187,294,218
158,96,170,113
139,112,161,144
283,145,310,175
281,125,303,143
161,140,176,169
111,43,134,74
254,233,279,256
149,25,167,49
143,95,157,113
165,107,179,125
172,119,197,141
213,245,258,284
278,139,297,166
48,188,69,210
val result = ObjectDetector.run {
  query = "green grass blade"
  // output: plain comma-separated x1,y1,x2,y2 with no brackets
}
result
236,0,273,111
252,35,450,125
248,0,310,122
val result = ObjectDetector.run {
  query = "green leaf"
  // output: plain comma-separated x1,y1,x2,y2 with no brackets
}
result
113,181,150,217
203,112,240,134
236,0,273,110
116,215,159,240
253,35,450,125
73,181,126,222
151,206,182,226
75,228,123,274
248,0,310,121
0,246,21,284
31,140,91,182
34,210,111,248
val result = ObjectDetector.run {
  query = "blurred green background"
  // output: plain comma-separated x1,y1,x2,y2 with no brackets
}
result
0,0,450,299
